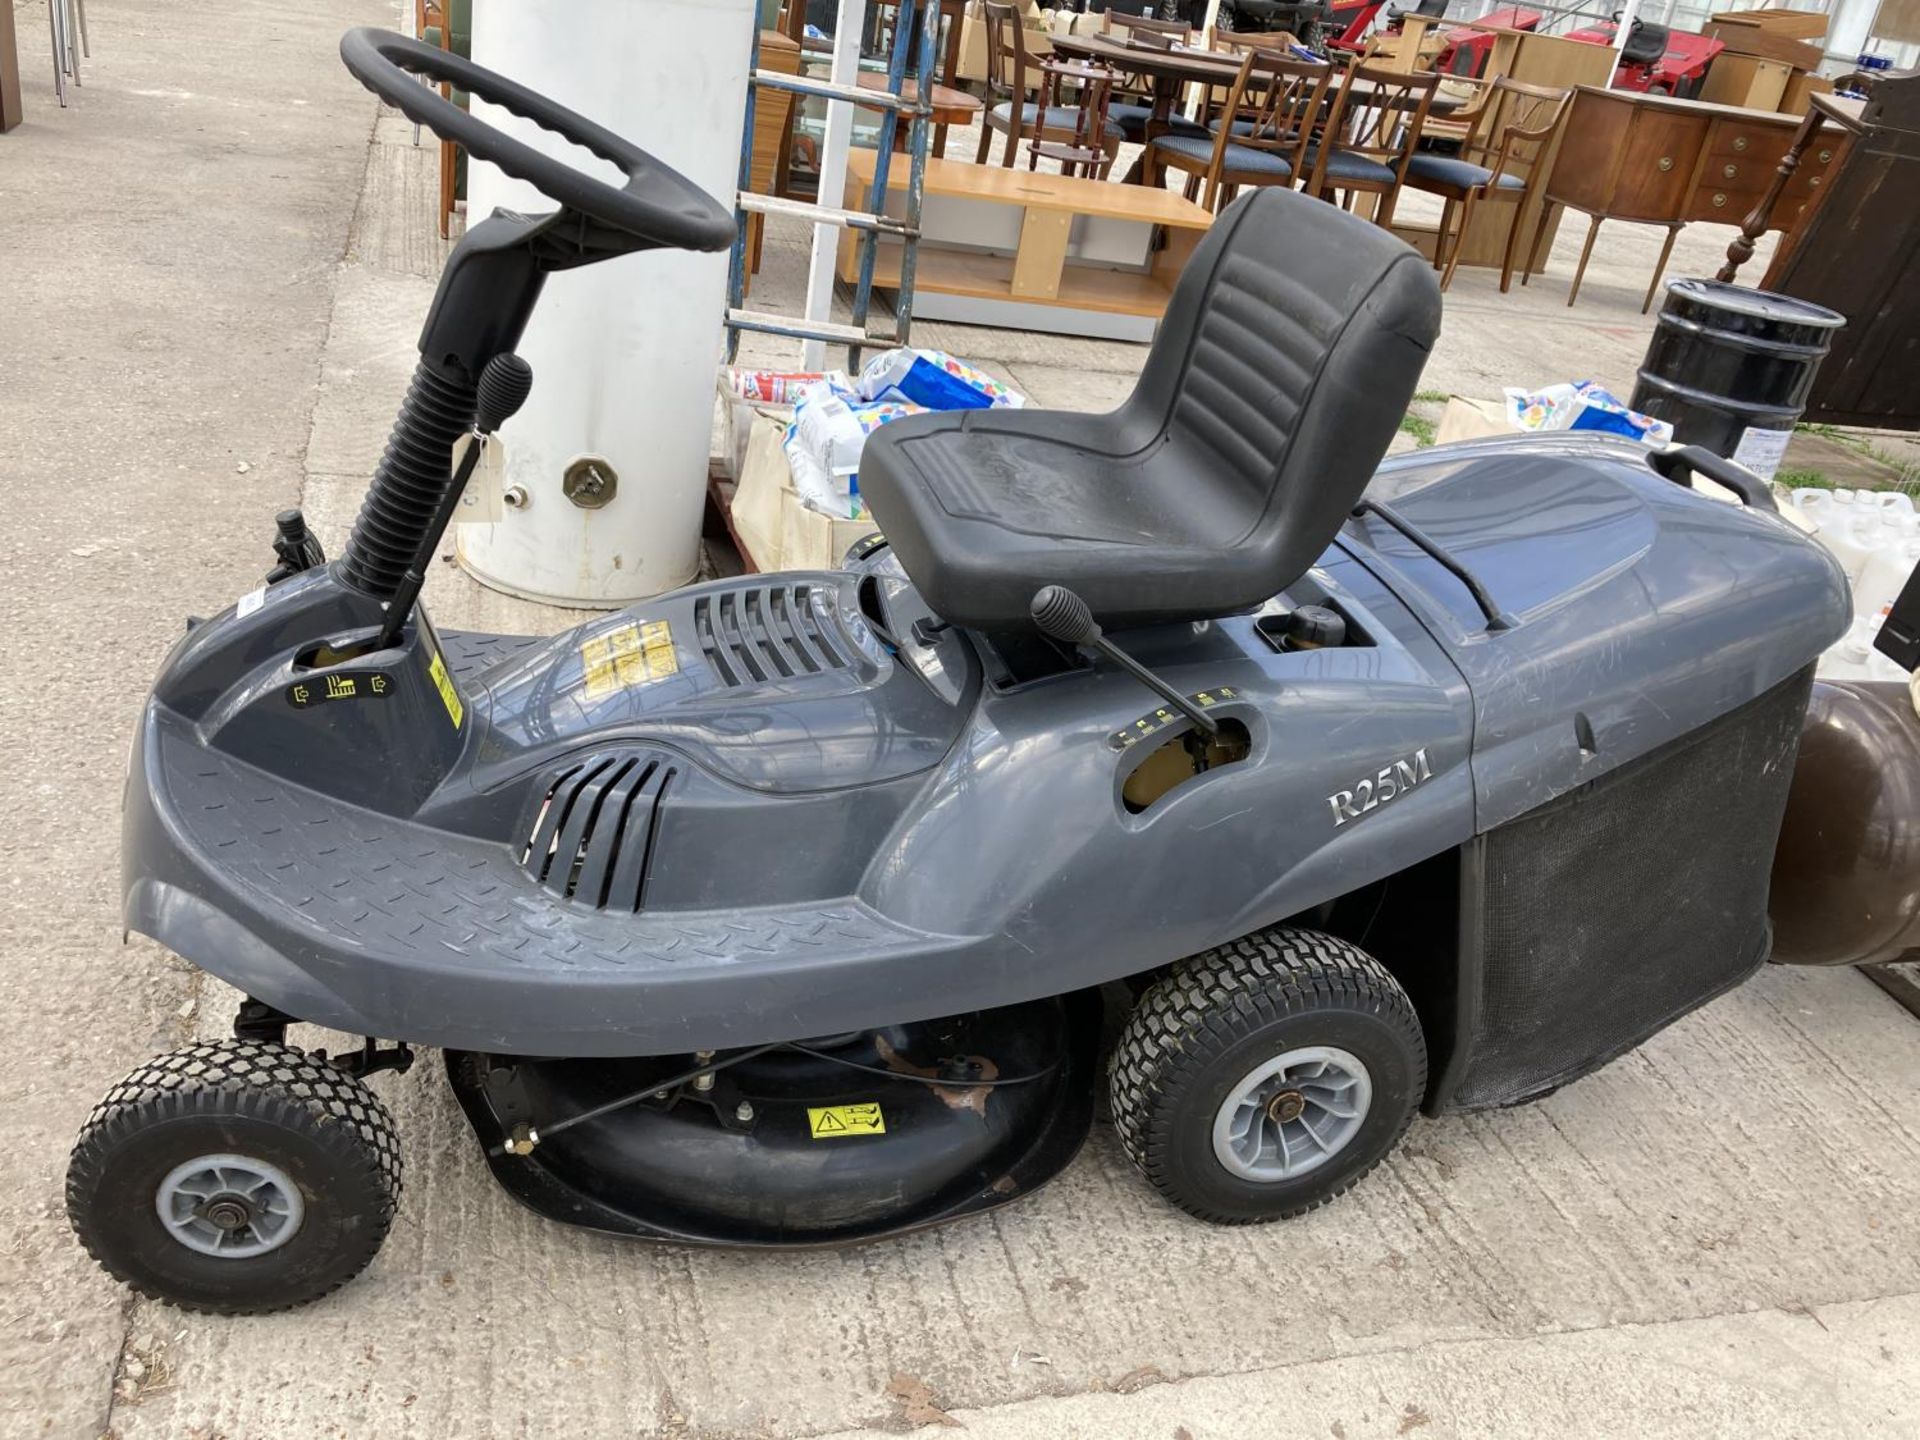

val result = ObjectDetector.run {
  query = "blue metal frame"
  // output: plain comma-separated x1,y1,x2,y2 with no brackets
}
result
724,1,941,366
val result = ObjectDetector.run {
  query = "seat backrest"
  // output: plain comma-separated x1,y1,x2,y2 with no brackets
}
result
1125,187,1441,587
1622,19,1669,67
1104,11,1191,43
1462,76,1569,181
1215,49,1332,169
1320,62,1440,180
980,1,1031,102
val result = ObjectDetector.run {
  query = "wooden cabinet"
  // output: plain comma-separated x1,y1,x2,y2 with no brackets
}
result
1699,54,1794,111
1538,86,1845,311
1752,80,1920,429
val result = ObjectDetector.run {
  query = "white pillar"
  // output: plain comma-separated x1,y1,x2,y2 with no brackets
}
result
800,0,866,371
458,0,755,607
1608,0,1642,88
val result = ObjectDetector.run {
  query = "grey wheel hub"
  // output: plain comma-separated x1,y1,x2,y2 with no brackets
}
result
155,1153,305,1258
1211,1045,1372,1182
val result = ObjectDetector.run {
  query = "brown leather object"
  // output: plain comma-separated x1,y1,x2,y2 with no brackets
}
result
1769,679,1920,966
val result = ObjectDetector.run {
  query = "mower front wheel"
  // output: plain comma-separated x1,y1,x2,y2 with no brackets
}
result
1110,928,1426,1224
66,1039,403,1314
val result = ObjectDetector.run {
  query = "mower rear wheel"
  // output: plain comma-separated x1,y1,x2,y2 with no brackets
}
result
1110,928,1426,1224
66,1040,402,1314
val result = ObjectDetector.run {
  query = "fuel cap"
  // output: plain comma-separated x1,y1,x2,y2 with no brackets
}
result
1280,605,1346,651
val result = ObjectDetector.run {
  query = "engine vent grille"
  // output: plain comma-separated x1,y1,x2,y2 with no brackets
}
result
520,752,674,910
693,584,851,688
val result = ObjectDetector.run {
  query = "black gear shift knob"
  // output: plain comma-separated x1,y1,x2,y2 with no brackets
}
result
1029,586,1218,737
1030,585,1101,646
474,353,534,435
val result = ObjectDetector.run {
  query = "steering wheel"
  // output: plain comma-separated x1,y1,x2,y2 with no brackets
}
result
339,28,735,255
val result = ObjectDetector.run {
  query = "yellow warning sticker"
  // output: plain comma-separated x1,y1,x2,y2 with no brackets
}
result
807,1103,886,1140
427,649,464,729
580,620,678,699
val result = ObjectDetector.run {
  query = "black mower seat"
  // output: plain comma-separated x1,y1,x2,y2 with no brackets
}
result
857,188,1442,632
1621,21,1669,67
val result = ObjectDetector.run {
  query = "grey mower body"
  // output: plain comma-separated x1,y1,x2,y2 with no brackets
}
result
125,432,1846,1100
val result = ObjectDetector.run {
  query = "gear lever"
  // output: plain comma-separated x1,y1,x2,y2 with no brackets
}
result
374,352,533,651
1030,586,1220,738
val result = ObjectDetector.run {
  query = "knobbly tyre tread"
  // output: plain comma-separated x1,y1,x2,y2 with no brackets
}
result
1108,927,1426,1225
66,1040,403,1314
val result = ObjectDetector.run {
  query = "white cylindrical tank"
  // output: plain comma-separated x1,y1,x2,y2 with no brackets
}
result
458,0,754,607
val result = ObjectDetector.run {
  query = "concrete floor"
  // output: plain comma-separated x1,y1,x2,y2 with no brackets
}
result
3,4,1919,1438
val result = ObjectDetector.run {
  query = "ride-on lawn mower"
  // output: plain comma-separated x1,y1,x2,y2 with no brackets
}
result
67,28,1850,1314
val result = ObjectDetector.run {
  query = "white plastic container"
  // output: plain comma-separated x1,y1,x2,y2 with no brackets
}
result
1817,617,1881,682
1816,505,1885,586
1855,518,1920,626
1791,487,1834,524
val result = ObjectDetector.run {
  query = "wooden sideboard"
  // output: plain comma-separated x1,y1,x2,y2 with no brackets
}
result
1534,86,1847,311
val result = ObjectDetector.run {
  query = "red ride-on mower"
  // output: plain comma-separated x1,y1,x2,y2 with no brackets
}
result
1319,0,1450,57
1564,16,1725,96
1433,6,1541,78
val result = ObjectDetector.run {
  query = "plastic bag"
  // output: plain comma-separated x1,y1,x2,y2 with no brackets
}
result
1502,381,1673,446
780,351,1025,521
851,349,1024,412
725,367,845,406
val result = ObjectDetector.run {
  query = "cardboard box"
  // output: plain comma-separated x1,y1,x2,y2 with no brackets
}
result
1434,396,1511,446
1780,68,1834,115
1700,53,1794,110
956,1,1051,83
729,409,879,573
1707,8,1828,40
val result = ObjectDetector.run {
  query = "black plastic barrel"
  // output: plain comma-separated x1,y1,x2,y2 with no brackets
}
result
1630,280,1845,475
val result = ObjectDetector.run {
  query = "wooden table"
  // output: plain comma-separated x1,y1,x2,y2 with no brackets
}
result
1048,34,1461,183
1537,86,1849,311
837,148,1214,341
854,71,981,148
1048,32,1237,172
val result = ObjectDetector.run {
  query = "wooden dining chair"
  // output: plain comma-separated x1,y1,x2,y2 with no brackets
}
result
1196,27,1306,132
415,0,459,239
1302,63,1439,231
1403,76,1569,291
1144,49,1332,214
975,1,1120,169
1101,10,1194,143
871,0,966,157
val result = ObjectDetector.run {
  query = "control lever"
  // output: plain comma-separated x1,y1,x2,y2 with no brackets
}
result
375,352,534,651
264,509,326,583
1030,585,1220,738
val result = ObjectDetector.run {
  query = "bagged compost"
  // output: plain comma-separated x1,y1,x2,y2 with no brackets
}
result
783,350,1024,521
1503,381,1674,446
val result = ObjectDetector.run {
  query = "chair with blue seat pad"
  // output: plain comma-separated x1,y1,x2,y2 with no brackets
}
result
1300,62,1439,232
1402,75,1569,292
1099,9,1198,142
975,1,1122,169
1144,47,1331,213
